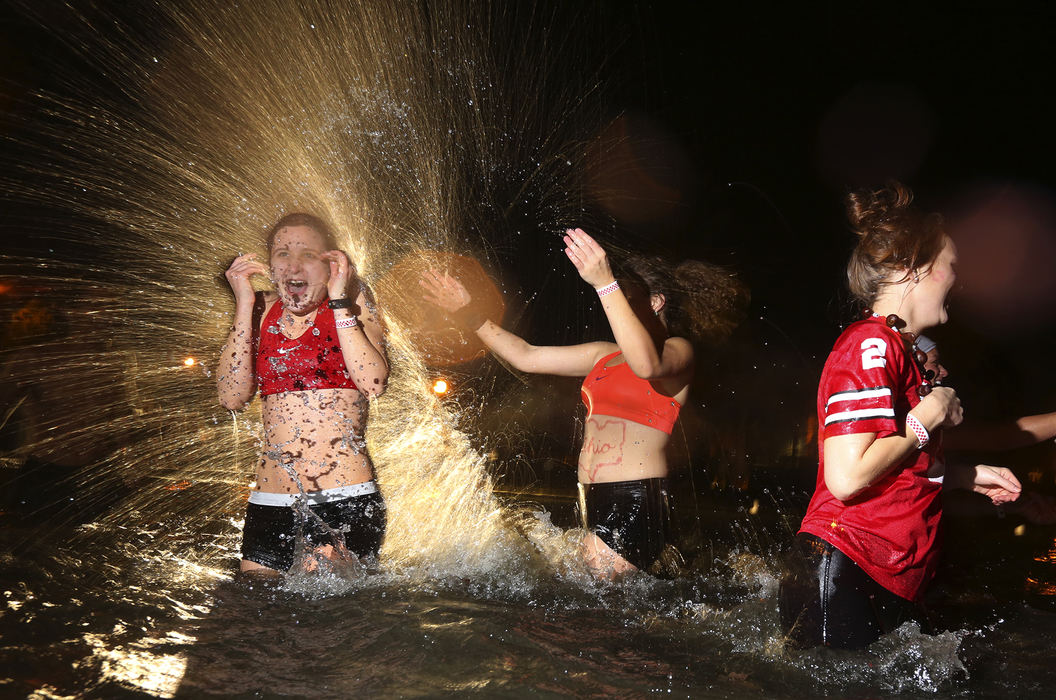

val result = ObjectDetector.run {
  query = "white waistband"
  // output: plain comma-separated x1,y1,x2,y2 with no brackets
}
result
248,480,378,506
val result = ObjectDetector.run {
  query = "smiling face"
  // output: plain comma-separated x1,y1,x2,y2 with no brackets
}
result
269,224,331,315
913,236,958,330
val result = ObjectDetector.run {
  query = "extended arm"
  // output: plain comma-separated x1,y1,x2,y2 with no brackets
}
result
942,462,1021,503
945,410,1056,452
217,254,268,410
420,269,610,377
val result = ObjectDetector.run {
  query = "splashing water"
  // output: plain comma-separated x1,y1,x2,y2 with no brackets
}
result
0,0,618,576
5,2,1054,697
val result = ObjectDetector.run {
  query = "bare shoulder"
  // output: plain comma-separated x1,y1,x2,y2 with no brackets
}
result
588,341,620,364
663,336,694,360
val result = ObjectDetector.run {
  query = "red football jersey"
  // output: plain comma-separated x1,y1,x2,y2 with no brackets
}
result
799,315,943,601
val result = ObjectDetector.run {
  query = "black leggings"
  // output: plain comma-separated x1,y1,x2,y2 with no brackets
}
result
779,533,927,649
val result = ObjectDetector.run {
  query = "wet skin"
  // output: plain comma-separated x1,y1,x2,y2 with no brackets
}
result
577,355,689,485
219,224,388,572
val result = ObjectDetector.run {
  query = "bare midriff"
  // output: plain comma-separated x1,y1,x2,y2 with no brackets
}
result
256,387,374,494
578,415,669,484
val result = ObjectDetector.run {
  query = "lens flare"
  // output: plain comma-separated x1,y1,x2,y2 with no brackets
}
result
0,0,615,577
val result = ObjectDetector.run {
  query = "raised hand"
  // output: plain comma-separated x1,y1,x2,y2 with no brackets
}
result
563,228,615,289
420,269,472,313
321,250,356,300
225,253,270,305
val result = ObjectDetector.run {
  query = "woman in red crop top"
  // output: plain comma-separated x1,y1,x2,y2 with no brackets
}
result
421,228,746,578
218,213,389,575
779,183,1021,649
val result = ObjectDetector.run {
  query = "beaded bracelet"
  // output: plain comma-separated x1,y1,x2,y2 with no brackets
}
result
336,316,359,329
905,413,930,449
595,280,619,297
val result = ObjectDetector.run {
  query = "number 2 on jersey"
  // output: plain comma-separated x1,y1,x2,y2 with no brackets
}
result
861,338,887,370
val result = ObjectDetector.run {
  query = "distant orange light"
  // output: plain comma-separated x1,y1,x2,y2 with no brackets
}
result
183,357,197,367
0,282,11,294
432,379,449,394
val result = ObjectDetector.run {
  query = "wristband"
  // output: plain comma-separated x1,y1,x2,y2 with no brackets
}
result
336,316,358,329
595,280,619,297
906,412,929,449
328,297,353,310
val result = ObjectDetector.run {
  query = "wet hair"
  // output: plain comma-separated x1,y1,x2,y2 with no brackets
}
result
617,255,749,344
265,212,340,254
846,182,946,306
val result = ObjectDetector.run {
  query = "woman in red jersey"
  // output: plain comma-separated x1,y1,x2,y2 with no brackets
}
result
779,183,1021,649
218,213,388,574
421,228,746,578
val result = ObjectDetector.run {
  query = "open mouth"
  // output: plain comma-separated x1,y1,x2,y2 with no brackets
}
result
285,279,309,295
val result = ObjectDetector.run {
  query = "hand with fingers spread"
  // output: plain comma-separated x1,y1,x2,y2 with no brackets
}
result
225,253,270,305
322,250,358,301
563,228,615,289
419,269,473,313
970,464,1022,505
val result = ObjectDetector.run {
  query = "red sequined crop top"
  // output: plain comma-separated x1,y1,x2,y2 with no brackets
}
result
580,351,682,434
255,299,358,397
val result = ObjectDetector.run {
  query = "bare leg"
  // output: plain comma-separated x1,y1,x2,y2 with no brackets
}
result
240,559,281,576
581,532,638,580
301,544,335,572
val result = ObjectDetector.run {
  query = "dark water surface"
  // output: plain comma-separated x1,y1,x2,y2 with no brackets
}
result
4,494,1056,699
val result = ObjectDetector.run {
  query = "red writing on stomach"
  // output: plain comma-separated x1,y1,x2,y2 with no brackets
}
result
582,418,625,481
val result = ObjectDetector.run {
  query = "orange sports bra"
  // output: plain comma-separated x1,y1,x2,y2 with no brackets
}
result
580,351,682,434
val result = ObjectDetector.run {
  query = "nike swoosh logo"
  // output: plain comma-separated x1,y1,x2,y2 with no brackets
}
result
277,344,301,355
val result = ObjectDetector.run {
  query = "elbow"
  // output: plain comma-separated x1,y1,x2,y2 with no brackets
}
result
628,360,664,380
361,372,389,399
218,382,254,411
219,395,248,411
824,474,866,503
508,344,542,374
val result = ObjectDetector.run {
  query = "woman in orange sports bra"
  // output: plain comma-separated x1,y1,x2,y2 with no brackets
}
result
421,228,746,578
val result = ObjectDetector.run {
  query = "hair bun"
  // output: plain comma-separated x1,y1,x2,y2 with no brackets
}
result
844,181,945,306
846,181,915,234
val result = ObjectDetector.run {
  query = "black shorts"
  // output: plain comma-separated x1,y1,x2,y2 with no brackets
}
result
779,533,928,649
240,492,386,572
579,477,671,570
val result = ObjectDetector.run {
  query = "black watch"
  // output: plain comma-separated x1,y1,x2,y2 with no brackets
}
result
328,297,353,310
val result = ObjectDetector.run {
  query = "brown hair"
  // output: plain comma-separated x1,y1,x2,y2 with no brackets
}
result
619,255,749,344
265,212,339,253
846,182,946,306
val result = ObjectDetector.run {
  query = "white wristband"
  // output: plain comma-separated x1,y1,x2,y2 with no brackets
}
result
906,412,929,449
595,280,619,297
335,316,358,330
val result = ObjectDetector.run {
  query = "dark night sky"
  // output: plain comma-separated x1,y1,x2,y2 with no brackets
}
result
3,0,1056,425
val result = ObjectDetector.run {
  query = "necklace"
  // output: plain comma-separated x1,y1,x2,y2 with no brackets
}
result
868,311,935,396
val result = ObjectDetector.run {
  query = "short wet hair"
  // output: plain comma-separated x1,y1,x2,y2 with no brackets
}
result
265,212,339,253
